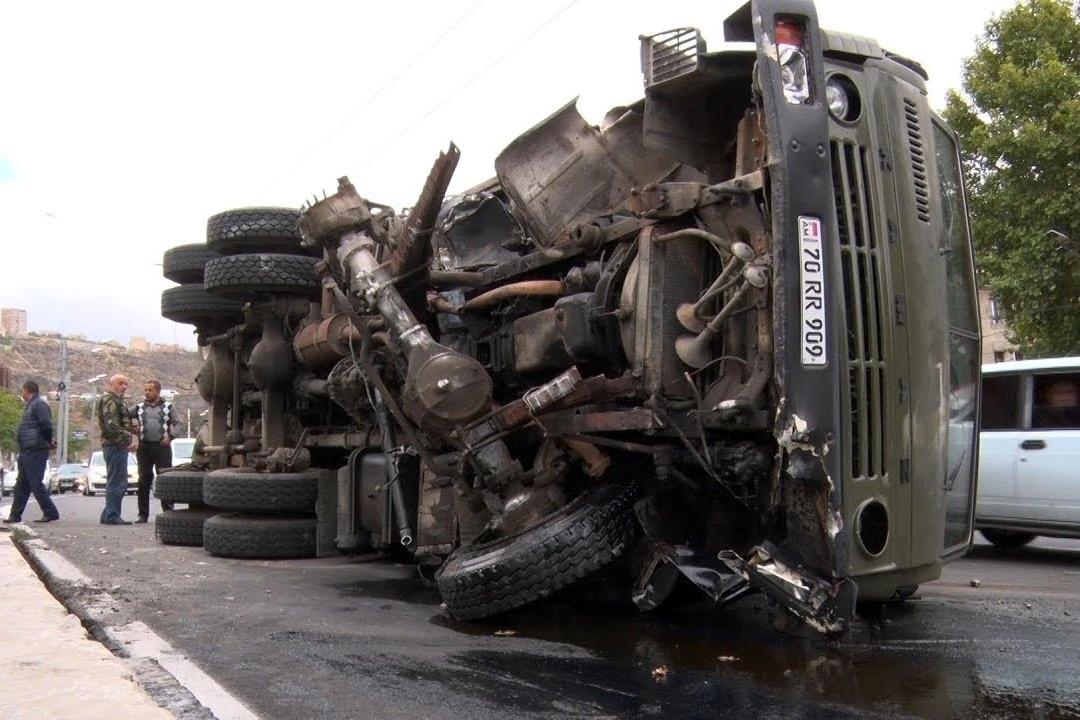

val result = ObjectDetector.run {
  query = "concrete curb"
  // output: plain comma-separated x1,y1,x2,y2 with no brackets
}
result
7,523,259,720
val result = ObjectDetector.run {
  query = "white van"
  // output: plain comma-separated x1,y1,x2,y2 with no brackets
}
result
975,357,1080,548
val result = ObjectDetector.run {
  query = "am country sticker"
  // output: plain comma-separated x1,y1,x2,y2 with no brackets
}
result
799,216,826,366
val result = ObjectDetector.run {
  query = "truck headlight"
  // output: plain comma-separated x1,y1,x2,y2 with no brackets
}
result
826,75,860,122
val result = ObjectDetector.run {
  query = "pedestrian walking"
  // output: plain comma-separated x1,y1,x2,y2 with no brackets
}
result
97,374,137,526
131,380,179,523
3,381,60,524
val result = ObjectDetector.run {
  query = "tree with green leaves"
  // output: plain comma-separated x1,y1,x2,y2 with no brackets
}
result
944,0,1080,356
0,390,24,460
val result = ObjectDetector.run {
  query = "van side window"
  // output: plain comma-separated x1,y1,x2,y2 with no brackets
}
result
1032,373,1080,430
980,374,1022,430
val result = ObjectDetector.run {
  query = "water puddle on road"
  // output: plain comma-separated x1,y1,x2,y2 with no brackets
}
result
430,586,1078,719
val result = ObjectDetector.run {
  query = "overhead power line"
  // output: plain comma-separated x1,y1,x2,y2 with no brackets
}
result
353,0,582,171
288,0,488,173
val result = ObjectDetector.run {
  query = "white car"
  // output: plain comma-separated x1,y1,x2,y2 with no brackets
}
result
975,357,1080,548
0,467,15,497
1,459,56,496
83,451,139,495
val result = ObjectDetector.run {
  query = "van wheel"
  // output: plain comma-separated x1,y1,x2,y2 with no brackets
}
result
156,509,217,546
203,514,316,559
204,253,321,301
206,207,317,256
163,244,219,284
981,529,1036,550
161,284,244,327
203,469,319,513
436,483,638,621
156,469,206,505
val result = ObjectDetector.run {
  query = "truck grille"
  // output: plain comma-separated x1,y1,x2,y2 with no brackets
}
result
831,140,888,480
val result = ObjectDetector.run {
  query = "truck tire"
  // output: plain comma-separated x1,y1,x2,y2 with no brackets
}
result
154,468,205,504
155,508,217,546
436,483,638,621
203,514,316,559
206,207,316,256
203,253,321,301
981,529,1036,550
203,469,319,513
163,244,219,284
161,284,244,326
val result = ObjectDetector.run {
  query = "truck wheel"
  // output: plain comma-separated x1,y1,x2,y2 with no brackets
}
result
203,253,321,301
155,508,217,546
981,529,1036,550
206,207,317,256
203,514,316,559
155,469,206,505
436,483,638,621
161,284,244,326
203,469,319,513
162,244,219,284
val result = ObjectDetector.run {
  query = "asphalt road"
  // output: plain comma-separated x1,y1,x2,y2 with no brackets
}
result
8,493,1080,719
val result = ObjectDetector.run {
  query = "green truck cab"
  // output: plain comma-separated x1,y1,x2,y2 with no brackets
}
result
167,0,980,634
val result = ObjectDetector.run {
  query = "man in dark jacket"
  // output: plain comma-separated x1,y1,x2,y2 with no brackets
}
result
131,379,179,523
3,381,60,523
97,374,137,525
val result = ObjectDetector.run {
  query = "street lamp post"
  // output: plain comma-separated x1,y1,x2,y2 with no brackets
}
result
58,340,69,464
62,373,106,462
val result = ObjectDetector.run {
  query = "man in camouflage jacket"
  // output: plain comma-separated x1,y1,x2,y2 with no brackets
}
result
97,374,137,525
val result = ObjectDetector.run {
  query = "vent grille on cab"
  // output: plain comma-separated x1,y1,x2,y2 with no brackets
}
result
903,98,930,223
641,28,704,87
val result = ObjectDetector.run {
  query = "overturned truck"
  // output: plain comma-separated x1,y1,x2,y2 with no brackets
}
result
158,0,981,632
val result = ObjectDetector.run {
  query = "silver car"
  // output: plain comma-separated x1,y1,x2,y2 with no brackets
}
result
83,451,138,495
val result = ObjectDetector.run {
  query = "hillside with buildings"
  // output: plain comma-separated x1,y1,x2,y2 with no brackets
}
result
0,333,207,455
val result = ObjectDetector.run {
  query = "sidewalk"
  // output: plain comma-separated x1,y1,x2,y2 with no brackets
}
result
0,528,173,720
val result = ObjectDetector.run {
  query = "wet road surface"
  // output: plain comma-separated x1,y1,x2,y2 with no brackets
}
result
12,494,1080,719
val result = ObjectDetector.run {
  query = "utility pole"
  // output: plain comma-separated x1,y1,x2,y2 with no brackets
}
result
58,338,70,463
187,408,192,438
88,395,99,455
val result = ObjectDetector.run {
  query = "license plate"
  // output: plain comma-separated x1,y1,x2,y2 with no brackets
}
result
798,216,826,366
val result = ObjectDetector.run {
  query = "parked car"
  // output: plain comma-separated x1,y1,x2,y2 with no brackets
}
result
0,467,15,497
976,357,1080,548
83,451,139,495
45,460,59,494
55,463,87,494
171,438,196,465
1,460,57,495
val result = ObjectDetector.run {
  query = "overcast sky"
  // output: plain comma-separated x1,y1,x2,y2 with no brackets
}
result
0,0,1014,348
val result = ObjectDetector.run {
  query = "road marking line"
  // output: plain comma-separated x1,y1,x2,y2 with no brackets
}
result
111,622,258,720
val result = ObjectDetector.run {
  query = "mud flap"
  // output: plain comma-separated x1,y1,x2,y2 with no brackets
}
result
719,540,857,633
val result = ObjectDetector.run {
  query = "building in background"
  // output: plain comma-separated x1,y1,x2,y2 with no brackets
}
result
0,308,28,337
129,336,151,352
978,287,1021,364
